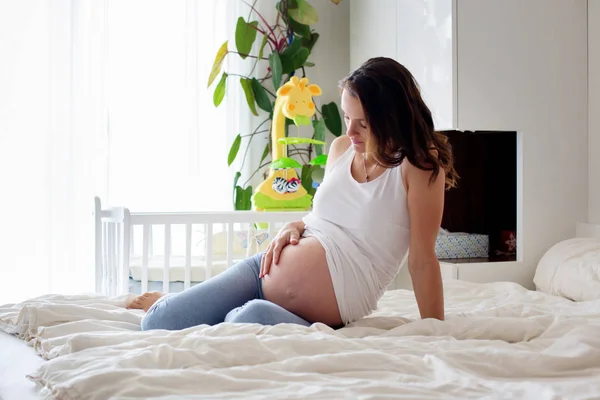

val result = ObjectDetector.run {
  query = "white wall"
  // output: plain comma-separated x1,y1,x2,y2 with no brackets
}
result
456,0,588,287
350,0,454,130
589,0,600,224
396,0,453,130
309,1,350,110
350,0,397,68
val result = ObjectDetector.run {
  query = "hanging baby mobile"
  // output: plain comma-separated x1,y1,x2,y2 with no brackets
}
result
252,76,327,211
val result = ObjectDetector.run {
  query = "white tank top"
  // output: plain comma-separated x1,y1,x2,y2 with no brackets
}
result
302,145,410,324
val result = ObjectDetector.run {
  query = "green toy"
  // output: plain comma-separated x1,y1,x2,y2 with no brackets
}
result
253,76,326,211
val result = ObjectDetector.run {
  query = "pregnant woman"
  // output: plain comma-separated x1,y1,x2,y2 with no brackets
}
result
129,57,458,330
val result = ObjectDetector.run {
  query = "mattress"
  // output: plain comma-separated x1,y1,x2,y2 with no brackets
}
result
127,228,270,283
128,255,235,282
0,332,45,400
128,277,200,294
1,281,600,399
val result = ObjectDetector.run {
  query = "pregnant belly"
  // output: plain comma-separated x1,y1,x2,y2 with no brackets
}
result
261,236,342,327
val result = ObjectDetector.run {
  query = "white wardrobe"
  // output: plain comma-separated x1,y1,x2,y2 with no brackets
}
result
351,0,589,288
589,1,600,224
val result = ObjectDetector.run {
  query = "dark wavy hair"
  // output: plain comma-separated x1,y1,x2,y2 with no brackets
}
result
339,57,458,189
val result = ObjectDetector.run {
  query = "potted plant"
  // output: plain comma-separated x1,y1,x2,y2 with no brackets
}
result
207,0,343,210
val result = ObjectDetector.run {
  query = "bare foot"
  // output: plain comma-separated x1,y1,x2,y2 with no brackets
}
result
127,292,165,312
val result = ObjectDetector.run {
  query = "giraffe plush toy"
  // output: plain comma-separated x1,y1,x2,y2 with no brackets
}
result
253,76,322,211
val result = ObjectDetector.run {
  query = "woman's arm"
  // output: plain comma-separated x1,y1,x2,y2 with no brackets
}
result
405,162,446,320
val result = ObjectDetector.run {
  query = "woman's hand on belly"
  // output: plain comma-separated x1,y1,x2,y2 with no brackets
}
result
260,220,305,278
261,237,342,326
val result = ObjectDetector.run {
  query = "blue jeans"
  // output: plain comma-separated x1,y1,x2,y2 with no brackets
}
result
141,252,311,331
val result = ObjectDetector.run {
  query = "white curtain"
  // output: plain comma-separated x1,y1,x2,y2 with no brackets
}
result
0,0,247,304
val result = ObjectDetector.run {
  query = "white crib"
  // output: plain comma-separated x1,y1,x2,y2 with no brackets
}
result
93,197,308,297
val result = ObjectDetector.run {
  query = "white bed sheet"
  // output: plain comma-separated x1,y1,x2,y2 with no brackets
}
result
1,281,599,399
0,332,45,400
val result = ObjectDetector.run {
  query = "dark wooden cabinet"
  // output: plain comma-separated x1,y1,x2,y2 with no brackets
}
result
439,130,518,261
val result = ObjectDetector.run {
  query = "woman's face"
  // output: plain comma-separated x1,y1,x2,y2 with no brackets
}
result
341,89,370,153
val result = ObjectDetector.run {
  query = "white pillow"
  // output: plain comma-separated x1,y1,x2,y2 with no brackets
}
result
533,237,600,301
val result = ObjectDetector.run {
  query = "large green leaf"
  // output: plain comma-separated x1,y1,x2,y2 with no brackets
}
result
271,157,302,169
322,102,342,136
250,78,272,113
260,142,270,163
269,52,283,89
312,118,325,156
301,164,315,197
234,185,253,210
278,137,325,145
276,0,299,16
288,18,311,38
309,154,328,166
235,18,258,59
227,134,242,166
301,32,319,53
207,41,228,87
311,166,325,184
288,0,318,25
244,186,253,209
280,38,310,74
240,78,259,116
258,34,269,59
232,171,242,205
213,72,227,107
233,171,241,189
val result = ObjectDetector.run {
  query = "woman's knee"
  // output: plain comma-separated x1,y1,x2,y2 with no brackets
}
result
140,306,160,331
225,299,275,325
225,299,310,326
140,299,176,331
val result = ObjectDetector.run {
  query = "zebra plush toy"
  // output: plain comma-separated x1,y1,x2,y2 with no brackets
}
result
272,177,301,194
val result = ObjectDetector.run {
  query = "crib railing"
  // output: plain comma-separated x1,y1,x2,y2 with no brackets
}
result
94,197,308,296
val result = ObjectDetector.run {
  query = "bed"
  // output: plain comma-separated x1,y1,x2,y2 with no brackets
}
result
0,332,45,400
0,199,599,399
